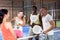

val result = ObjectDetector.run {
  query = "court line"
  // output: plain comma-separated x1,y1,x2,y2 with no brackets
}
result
17,35,37,40
48,9,60,11
54,30,60,32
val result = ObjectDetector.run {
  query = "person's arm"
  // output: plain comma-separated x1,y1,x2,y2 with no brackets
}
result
43,20,55,34
27,15,30,24
10,17,15,22
20,17,26,26
6,22,16,39
43,15,55,34
39,14,43,29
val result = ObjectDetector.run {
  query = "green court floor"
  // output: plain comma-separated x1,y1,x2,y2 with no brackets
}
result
56,21,60,28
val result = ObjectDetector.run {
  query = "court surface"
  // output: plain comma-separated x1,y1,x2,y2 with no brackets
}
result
0,26,60,40
22,25,60,40
54,28,60,40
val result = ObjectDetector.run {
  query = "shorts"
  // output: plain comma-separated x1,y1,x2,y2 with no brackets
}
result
29,27,39,40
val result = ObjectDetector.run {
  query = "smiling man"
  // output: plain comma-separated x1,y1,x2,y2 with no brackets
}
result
40,7,55,40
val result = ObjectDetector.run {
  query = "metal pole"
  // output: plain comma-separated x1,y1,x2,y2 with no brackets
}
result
23,0,24,14
12,0,13,18
41,0,43,7
55,2,56,27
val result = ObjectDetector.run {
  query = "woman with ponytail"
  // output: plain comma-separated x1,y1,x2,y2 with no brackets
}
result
0,9,16,40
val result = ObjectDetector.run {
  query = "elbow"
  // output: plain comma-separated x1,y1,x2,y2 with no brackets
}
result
52,24,55,28
53,22,55,28
53,24,55,28
52,21,55,28
21,23,26,26
23,23,26,26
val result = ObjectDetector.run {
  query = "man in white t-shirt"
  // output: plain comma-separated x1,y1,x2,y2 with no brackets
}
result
39,7,55,40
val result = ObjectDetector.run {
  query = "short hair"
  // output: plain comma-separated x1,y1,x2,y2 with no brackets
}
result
42,7,47,10
32,6,37,10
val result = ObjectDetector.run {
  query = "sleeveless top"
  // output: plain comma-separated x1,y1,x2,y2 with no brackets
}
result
1,23,15,40
30,14,41,25
14,17,23,31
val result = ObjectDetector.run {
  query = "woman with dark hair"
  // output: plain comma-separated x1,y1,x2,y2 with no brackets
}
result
28,6,43,40
0,9,16,40
0,11,4,40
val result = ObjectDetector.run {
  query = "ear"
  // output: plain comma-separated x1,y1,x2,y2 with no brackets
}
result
4,14,7,17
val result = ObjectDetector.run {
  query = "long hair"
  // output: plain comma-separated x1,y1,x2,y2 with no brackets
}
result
0,9,8,24
21,16,25,21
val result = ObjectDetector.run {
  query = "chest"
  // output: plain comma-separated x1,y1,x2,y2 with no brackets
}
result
30,15,38,22
15,18,23,24
42,17,49,23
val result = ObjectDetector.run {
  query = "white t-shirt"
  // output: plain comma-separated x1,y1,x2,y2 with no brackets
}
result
42,14,54,35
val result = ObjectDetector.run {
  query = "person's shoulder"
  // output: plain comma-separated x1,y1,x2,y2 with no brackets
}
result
23,16,26,19
38,13,41,15
5,22,11,25
47,14,51,16
5,22,12,29
47,14,52,17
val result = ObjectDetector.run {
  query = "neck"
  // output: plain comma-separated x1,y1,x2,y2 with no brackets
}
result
0,24,1,28
33,12,37,15
43,13,47,16
18,17,21,19
3,18,7,23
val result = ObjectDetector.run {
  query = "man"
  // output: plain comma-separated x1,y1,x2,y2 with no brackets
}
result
28,6,43,40
40,7,55,40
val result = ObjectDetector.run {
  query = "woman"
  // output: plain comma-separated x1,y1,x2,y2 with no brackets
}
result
11,11,26,38
0,9,16,40
28,6,43,40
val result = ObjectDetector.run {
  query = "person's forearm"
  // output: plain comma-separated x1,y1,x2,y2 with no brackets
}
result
10,19,15,22
21,23,25,26
19,22,26,26
12,31,17,39
43,25,55,34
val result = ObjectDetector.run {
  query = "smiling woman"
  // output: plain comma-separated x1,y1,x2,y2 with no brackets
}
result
0,9,16,40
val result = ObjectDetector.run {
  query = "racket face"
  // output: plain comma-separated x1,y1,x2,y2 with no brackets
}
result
33,25,42,34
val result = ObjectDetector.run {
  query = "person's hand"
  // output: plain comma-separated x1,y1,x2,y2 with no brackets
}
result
43,31,47,34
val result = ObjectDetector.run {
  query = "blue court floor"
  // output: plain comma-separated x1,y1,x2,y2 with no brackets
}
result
54,28,60,40
23,25,60,40
32,28,60,40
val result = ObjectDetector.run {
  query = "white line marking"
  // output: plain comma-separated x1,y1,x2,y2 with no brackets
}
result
54,30,60,32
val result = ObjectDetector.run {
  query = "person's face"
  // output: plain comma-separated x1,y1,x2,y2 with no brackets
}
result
4,12,10,20
32,8,37,14
32,7,36,11
18,12,23,18
40,8,47,15
6,13,10,20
